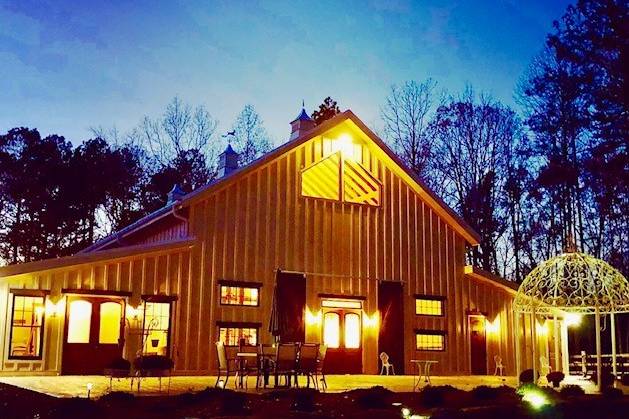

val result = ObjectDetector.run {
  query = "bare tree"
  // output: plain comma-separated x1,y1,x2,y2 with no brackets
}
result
130,96,219,170
231,104,272,165
431,87,524,274
381,79,438,182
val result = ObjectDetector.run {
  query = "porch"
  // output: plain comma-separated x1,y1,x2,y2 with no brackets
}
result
0,374,517,398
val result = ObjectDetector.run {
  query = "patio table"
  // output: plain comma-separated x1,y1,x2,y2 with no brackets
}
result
235,352,258,388
410,359,438,390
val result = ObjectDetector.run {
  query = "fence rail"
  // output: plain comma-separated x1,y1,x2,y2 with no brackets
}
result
569,353,629,376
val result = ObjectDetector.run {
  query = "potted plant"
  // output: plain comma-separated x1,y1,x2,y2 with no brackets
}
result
547,371,565,388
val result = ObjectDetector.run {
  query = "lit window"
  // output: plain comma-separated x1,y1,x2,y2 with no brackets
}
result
344,313,360,349
321,299,362,309
99,302,122,344
220,285,259,306
143,302,171,355
301,150,381,206
218,327,258,346
416,331,445,351
67,300,92,343
9,295,45,359
323,312,340,348
415,296,444,316
301,153,341,201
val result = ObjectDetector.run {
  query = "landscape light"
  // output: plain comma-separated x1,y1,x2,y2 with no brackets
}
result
520,387,550,410
86,382,93,399
217,379,225,388
565,313,582,327
401,407,411,417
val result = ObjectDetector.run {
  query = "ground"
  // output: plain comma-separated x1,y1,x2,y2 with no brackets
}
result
0,374,627,419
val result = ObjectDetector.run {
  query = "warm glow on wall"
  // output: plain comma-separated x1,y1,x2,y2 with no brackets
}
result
565,313,582,327
536,321,548,335
45,299,59,317
126,304,142,321
485,316,500,334
363,311,380,329
305,307,322,326
333,133,356,158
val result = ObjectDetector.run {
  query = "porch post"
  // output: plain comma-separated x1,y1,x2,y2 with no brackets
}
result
515,310,521,379
610,312,617,377
595,307,603,393
553,315,560,371
531,310,537,382
560,320,569,375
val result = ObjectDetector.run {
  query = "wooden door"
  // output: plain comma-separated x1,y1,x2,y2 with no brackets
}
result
323,309,363,373
469,315,487,375
378,281,405,374
62,296,125,375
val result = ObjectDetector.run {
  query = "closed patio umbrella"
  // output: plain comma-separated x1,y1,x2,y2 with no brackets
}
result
268,285,285,343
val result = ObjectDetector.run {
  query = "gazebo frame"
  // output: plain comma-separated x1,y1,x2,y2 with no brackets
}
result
513,252,629,392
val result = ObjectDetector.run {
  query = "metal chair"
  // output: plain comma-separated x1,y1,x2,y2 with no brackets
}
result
297,343,320,389
274,343,299,387
215,342,236,388
494,355,505,376
317,344,328,390
380,352,395,375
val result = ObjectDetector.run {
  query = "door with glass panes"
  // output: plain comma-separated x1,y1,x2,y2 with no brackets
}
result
62,296,125,374
321,299,363,373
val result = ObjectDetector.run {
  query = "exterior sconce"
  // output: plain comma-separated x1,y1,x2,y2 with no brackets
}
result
363,311,380,329
332,133,357,160
126,305,141,322
305,307,322,326
485,317,500,334
45,299,59,318
536,321,548,336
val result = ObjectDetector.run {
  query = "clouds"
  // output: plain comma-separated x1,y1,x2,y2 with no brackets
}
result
0,0,572,145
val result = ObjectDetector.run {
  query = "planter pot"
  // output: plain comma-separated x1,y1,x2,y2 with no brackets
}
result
151,339,159,348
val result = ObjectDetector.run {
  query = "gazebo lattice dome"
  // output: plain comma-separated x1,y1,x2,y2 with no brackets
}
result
514,252,629,315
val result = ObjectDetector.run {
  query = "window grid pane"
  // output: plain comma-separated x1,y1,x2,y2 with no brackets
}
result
415,298,443,316
416,333,445,351
218,327,257,346
220,286,259,306
143,302,171,355
10,295,45,358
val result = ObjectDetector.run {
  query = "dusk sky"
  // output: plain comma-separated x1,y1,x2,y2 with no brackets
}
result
1,0,572,146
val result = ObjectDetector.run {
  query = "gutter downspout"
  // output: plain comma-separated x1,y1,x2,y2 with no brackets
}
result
171,201,187,222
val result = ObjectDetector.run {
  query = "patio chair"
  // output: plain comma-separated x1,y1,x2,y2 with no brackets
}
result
258,344,276,388
237,344,260,389
380,352,395,375
494,355,505,376
317,344,328,390
215,342,236,388
274,343,299,387
297,343,320,389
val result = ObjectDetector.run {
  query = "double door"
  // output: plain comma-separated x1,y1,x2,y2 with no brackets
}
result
62,296,125,375
322,308,362,373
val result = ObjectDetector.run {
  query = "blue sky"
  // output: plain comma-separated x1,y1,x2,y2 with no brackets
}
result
0,0,572,146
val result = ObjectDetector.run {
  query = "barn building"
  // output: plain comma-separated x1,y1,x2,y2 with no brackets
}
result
0,109,540,377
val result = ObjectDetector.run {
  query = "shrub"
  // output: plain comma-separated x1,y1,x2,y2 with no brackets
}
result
470,385,500,400
519,369,534,384
546,371,565,387
290,388,318,412
133,355,174,371
106,357,131,371
350,386,392,409
601,387,623,399
430,407,464,419
98,391,135,405
419,385,466,408
219,389,249,415
559,384,585,398
590,367,615,388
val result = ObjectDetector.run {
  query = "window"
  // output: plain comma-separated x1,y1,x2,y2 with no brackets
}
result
67,299,92,343
415,296,445,316
344,313,360,349
220,285,259,306
218,326,258,346
321,299,362,309
416,331,446,351
99,302,122,344
301,150,381,206
143,301,171,355
9,294,45,359
323,312,340,348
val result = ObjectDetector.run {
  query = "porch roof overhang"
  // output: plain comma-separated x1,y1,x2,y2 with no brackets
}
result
0,238,195,279
464,265,518,295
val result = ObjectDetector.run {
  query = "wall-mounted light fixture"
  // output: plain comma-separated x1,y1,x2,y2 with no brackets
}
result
45,299,59,318
126,305,142,322
536,320,548,336
305,307,322,326
363,311,380,329
485,316,500,334
565,313,582,327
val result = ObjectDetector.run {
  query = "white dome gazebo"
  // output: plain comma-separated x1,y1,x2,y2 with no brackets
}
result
513,252,629,392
